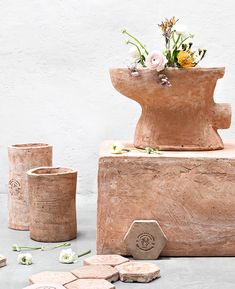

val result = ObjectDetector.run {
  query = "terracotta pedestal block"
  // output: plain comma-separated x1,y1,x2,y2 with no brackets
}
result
97,140,235,256
110,68,231,150
8,143,52,230
27,167,77,242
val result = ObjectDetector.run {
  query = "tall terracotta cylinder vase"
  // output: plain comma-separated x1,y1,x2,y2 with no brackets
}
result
8,143,52,230
27,167,77,242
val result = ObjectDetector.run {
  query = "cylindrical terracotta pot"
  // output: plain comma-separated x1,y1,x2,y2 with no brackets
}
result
8,143,52,230
110,67,232,151
27,166,77,242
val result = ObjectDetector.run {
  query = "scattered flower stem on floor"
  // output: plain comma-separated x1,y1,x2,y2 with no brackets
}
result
12,242,71,252
42,242,71,251
78,249,91,258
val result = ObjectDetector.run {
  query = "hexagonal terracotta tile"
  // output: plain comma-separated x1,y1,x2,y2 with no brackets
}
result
72,265,119,282
115,262,160,283
124,220,167,259
64,279,115,289
83,255,129,267
23,283,66,289
29,272,77,286
0,255,6,268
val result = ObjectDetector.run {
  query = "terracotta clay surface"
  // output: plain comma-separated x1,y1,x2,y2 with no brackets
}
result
110,67,231,150
0,255,7,268
29,272,77,286
71,265,119,282
64,279,115,289
124,220,167,259
23,283,66,289
8,143,52,230
27,167,77,242
83,255,129,267
115,262,160,283
97,140,235,256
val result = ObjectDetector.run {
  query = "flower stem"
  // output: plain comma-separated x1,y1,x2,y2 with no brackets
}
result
126,41,145,67
121,147,162,155
177,35,193,49
12,242,71,252
43,242,71,251
20,246,42,250
122,29,149,55
78,249,91,258
172,33,181,50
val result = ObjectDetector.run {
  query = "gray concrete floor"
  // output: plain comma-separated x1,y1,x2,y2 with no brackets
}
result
0,193,235,289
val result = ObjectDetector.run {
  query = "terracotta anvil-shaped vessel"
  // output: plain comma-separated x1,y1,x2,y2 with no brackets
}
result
110,67,231,150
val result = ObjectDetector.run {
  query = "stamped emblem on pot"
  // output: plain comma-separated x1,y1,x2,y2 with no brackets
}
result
9,179,22,199
136,233,155,251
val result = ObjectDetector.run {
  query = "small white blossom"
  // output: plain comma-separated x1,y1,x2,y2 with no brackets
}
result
111,142,125,154
174,24,188,36
17,253,33,265
59,248,77,264
128,46,140,60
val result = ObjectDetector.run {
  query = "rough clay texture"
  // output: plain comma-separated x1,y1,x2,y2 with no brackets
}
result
124,220,167,259
72,265,119,282
110,68,231,151
23,283,66,289
8,144,52,230
97,140,235,256
64,279,115,289
83,255,129,267
0,255,7,268
27,167,77,242
29,272,77,286
115,262,160,283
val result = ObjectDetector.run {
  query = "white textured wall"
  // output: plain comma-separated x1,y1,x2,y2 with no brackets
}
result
0,0,234,193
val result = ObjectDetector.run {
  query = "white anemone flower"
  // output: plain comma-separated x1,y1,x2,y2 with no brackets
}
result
128,46,140,60
174,24,188,36
59,248,77,264
17,253,33,265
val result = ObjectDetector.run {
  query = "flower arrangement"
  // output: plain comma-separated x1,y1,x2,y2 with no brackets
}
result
122,17,206,85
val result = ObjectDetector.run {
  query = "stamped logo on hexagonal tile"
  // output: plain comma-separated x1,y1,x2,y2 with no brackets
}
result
124,220,167,259
136,233,155,251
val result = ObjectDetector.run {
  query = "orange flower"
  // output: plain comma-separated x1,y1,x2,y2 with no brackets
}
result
177,50,195,68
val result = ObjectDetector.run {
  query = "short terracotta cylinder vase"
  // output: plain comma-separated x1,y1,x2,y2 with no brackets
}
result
110,67,232,151
27,166,77,242
8,143,52,230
